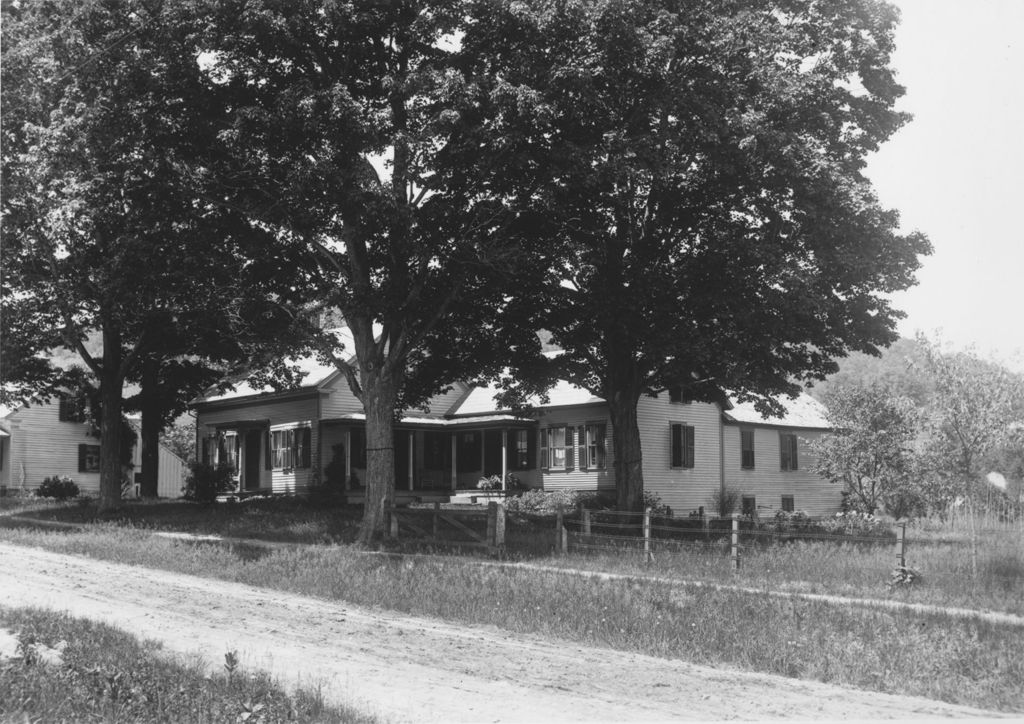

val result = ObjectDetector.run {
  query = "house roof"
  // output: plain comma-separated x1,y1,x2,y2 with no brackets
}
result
195,328,360,405
722,392,829,429
452,378,604,416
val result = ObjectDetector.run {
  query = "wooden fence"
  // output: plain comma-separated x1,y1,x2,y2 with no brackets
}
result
386,502,506,554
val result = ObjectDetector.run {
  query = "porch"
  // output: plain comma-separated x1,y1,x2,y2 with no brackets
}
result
319,417,540,500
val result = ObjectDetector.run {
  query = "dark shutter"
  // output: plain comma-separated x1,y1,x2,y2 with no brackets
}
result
790,435,798,471
540,429,549,471
670,424,682,468
526,428,536,470
565,426,574,470
78,444,88,472
265,430,272,469
59,398,70,422
684,425,695,468
669,386,682,403
577,425,586,470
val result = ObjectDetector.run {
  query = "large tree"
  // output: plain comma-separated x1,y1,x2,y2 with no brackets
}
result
202,0,541,542
1,0,305,508
813,383,922,516
462,0,931,509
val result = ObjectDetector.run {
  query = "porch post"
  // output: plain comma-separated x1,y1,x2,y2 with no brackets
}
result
501,428,508,491
479,432,485,475
450,433,458,491
408,431,414,491
345,428,352,491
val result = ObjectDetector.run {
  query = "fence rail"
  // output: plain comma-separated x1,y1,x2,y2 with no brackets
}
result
386,502,505,554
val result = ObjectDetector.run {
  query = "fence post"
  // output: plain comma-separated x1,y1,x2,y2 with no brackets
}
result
432,502,440,540
487,501,497,549
556,510,567,554
582,509,591,536
388,508,399,539
494,503,506,549
895,520,906,568
731,515,740,571
643,507,652,561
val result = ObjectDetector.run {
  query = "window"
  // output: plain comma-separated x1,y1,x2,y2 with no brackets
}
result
78,444,100,473
270,427,311,470
584,423,607,470
781,495,794,512
741,495,757,518
59,396,88,423
219,433,239,471
740,429,755,469
780,432,799,471
668,386,691,404
540,426,573,470
509,428,534,470
669,423,695,469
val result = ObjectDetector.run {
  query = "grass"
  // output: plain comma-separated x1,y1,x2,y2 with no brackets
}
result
0,606,375,723
1,522,1023,712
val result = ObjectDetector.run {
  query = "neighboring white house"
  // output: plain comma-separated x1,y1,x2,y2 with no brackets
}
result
191,346,840,517
0,399,188,498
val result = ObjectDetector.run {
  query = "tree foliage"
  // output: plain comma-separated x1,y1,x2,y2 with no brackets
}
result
201,0,542,540
1,0,307,508
813,384,922,516
914,335,1024,509
463,0,931,509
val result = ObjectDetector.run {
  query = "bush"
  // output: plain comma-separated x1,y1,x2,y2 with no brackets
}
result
642,490,672,516
766,509,815,533
818,510,891,538
183,462,235,503
504,489,614,515
36,476,79,500
709,486,741,517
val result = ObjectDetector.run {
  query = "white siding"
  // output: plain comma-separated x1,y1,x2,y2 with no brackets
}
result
319,374,364,419
125,424,188,498
537,405,615,494
3,402,102,494
723,425,839,517
638,396,722,516
196,395,319,495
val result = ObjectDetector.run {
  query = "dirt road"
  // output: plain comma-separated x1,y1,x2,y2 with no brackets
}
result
0,542,1003,722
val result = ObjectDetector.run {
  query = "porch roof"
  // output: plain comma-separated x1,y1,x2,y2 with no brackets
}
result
210,419,270,431
322,412,534,428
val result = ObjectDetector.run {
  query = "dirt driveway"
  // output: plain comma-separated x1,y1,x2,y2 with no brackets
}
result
0,542,1003,722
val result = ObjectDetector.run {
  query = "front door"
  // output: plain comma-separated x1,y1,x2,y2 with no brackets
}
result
483,430,503,478
244,431,262,491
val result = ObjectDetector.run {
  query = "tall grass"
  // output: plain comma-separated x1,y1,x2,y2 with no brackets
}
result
0,606,374,723
1,525,1022,712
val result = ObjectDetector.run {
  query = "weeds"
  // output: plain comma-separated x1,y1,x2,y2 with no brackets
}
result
0,607,374,723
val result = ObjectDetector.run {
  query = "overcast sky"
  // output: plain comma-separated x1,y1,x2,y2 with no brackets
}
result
865,0,1024,370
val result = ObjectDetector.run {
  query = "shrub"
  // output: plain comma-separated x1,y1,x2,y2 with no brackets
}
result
183,462,235,503
36,476,79,500
709,486,741,517
819,510,891,538
642,490,672,517
766,509,814,533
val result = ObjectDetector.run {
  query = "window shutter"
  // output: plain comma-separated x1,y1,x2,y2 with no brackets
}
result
565,426,574,470
526,429,536,470
59,398,70,422
265,430,272,469
540,429,548,470
684,425,695,468
78,444,88,472
790,435,798,471
670,424,681,468
577,425,586,470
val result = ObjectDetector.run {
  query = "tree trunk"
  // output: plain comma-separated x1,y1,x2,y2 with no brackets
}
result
357,373,399,545
607,391,645,512
138,357,160,498
98,336,126,512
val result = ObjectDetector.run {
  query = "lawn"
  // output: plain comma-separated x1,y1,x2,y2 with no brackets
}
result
1,502,1023,712
0,606,375,723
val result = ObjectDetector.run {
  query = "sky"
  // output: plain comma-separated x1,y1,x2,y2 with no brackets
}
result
864,0,1024,371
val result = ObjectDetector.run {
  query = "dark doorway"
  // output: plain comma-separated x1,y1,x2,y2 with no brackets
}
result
244,431,262,491
395,431,410,488
483,430,503,477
